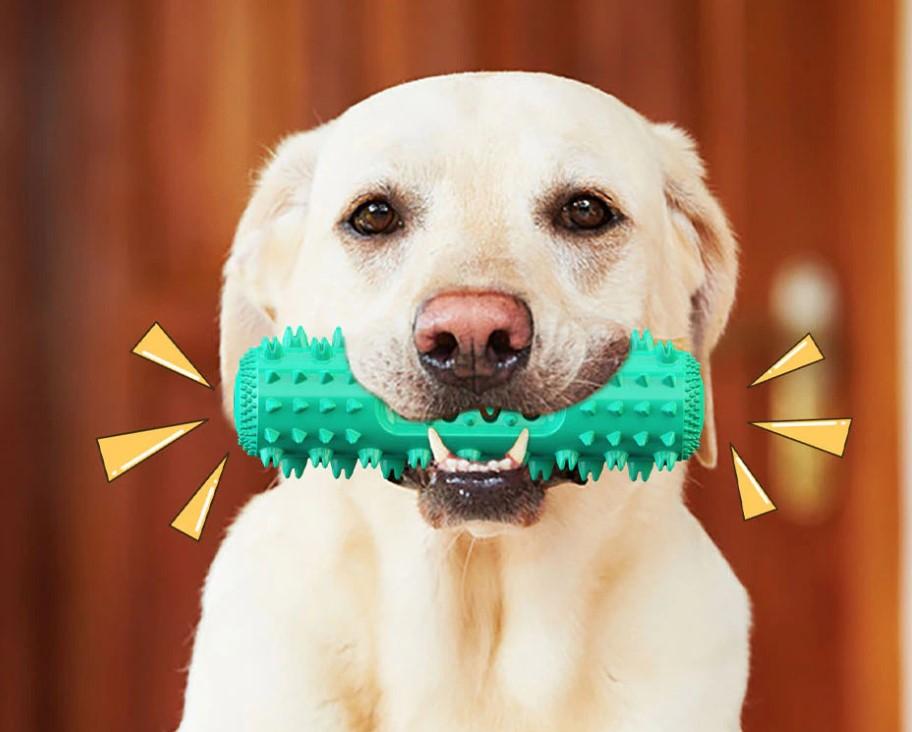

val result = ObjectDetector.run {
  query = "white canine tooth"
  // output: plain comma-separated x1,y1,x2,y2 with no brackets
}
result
443,458,458,471
498,458,513,470
427,427,450,463
506,428,530,464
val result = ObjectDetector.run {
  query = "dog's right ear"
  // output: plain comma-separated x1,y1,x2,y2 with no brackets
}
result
652,123,738,469
219,125,331,416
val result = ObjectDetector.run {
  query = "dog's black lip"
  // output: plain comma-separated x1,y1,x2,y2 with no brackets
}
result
398,463,586,529
413,464,544,527
398,465,584,491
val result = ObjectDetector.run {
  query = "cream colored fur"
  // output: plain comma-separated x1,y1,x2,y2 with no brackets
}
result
179,72,749,732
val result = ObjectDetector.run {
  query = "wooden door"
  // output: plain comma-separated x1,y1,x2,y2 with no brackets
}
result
2,1,899,730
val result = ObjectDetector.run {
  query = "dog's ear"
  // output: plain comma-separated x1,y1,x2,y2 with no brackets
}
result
653,123,738,469
220,125,331,415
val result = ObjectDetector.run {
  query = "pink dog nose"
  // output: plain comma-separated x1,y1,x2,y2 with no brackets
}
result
414,291,533,393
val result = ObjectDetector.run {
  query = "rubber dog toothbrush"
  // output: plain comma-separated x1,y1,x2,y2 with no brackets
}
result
234,327,703,483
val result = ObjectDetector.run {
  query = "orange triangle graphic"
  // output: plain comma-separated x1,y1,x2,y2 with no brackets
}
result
751,418,851,457
750,334,824,386
132,322,211,387
171,455,228,541
97,420,205,481
730,446,777,520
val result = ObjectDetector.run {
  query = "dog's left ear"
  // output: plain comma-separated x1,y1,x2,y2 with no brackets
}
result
652,123,738,468
219,124,332,416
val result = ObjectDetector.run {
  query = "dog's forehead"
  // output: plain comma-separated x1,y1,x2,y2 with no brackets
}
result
316,73,661,193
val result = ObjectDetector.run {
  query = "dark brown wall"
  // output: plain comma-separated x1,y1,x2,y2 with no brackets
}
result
1,1,900,730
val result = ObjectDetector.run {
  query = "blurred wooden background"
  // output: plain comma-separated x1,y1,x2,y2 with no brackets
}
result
1,1,901,730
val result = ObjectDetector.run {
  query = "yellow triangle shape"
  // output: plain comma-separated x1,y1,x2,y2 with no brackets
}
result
97,420,205,481
171,455,228,541
751,418,851,457
730,446,777,520
750,334,824,386
132,322,211,387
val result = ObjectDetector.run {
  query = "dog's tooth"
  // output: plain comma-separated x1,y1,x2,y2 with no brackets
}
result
427,427,450,463
498,458,513,470
457,459,471,471
506,428,530,464
487,459,501,471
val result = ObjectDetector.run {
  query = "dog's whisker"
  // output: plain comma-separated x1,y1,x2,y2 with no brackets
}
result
442,531,462,563
459,536,478,607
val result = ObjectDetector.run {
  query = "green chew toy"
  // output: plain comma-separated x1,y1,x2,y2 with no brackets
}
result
234,327,704,483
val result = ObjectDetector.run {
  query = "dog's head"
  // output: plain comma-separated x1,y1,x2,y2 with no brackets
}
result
220,73,737,533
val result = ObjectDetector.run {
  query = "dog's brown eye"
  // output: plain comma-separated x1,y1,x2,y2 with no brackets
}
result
558,194,620,231
349,199,401,236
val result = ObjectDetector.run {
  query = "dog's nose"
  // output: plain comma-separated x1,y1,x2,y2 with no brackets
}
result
414,291,533,393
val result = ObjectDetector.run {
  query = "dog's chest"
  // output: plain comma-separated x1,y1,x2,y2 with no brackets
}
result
364,540,628,732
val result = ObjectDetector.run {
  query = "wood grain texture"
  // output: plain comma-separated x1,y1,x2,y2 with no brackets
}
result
2,7,40,732
4,1,900,730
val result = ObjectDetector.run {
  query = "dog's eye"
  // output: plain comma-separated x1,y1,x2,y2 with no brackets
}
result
558,194,621,232
349,199,402,236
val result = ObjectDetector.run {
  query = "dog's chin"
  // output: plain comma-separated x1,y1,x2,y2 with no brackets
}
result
461,521,523,539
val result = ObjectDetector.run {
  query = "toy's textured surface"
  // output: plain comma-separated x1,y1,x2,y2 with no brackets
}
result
234,327,704,482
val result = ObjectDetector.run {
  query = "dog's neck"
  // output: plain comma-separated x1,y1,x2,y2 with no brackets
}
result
347,470,685,718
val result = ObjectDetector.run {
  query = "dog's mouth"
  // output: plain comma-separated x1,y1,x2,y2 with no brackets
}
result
397,426,583,529
366,335,633,531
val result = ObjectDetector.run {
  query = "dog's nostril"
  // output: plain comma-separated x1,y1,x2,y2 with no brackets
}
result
487,329,528,370
427,332,458,365
486,330,513,361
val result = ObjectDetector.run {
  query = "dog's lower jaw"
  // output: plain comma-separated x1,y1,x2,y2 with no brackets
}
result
415,475,547,529
403,461,587,530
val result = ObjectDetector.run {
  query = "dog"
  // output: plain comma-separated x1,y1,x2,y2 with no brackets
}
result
179,72,748,732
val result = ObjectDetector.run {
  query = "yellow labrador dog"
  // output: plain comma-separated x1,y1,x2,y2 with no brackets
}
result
179,72,748,732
